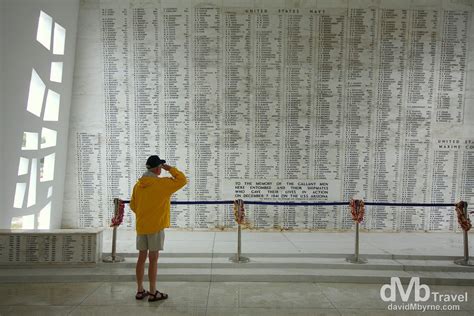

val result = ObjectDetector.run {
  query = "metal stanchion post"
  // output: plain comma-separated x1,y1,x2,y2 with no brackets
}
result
237,224,241,261
454,203,473,266
346,222,367,264
103,198,125,263
229,223,249,263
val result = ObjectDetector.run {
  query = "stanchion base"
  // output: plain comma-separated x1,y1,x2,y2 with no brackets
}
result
346,255,368,264
229,255,250,263
102,255,125,263
454,258,474,266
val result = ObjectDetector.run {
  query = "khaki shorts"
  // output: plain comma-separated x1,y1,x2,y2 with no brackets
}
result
136,230,165,251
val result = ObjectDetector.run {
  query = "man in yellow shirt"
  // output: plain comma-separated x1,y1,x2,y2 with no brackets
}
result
130,155,187,302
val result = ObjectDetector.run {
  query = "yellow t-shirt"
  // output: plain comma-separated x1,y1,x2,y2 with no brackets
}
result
130,167,187,234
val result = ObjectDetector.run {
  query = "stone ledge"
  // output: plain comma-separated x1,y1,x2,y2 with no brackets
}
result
0,229,104,265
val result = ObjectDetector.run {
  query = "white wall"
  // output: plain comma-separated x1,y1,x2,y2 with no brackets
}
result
0,0,5,226
1,0,79,229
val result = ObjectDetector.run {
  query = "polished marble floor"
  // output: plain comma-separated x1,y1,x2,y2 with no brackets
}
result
104,229,471,257
1,230,473,315
0,280,473,315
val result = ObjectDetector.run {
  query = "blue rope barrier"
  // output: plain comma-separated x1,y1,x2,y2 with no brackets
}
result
120,200,456,207
242,201,347,206
364,202,455,207
172,201,234,205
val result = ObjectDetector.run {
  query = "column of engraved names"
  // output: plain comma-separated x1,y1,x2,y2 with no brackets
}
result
311,10,344,229
39,235,58,262
369,9,406,231
80,235,94,262
221,9,251,227
46,235,58,262
341,9,375,229
8,236,20,262
101,7,132,220
435,10,468,123
162,6,191,227
191,7,221,228
429,10,469,231
61,235,76,262
398,9,438,231
24,235,56,262
430,140,459,231
0,237,6,262
76,133,104,227
25,236,40,262
251,9,283,228
459,141,474,231
131,7,159,182
280,9,312,229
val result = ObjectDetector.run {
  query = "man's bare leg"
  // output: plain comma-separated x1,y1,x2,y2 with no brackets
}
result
136,250,148,292
148,250,159,293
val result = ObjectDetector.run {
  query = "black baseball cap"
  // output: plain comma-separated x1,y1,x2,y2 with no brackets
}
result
146,155,166,169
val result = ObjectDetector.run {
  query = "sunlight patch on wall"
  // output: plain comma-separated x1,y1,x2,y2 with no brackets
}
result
10,215,35,229
22,132,38,150
13,183,27,208
22,214,35,229
40,128,57,149
36,11,53,50
12,10,68,229
40,153,55,182
53,23,66,55
11,217,22,229
50,62,63,83
43,90,60,121
18,157,29,176
26,69,46,117
38,202,51,229
27,159,37,207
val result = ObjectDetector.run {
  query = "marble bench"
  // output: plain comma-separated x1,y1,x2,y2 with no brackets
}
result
0,228,103,265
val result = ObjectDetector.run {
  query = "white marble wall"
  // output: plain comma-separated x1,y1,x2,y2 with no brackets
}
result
64,0,474,232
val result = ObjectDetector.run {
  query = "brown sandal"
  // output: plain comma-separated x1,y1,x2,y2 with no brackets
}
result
135,289,148,300
148,290,168,302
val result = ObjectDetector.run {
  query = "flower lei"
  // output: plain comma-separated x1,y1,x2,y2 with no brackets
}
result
455,201,471,232
110,199,125,227
233,199,245,225
350,199,365,223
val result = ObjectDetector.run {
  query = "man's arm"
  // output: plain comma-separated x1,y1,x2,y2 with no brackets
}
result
162,164,187,192
130,186,136,212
